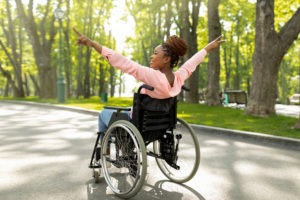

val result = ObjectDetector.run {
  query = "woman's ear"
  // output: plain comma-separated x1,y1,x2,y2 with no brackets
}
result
163,56,171,64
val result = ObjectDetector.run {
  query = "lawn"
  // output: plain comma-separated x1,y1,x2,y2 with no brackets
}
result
177,103,300,139
1,96,300,139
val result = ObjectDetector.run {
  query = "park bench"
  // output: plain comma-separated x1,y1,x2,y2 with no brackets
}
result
223,89,247,108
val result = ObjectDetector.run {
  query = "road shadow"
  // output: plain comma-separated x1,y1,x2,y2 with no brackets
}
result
86,178,205,200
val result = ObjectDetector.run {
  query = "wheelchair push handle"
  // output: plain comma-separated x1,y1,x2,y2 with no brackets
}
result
181,85,190,92
138,84,154,94
137,84,190,94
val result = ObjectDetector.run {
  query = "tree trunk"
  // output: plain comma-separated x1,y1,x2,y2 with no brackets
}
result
0,1,24,97
24,74,30,96
76,47,83,98
64,0,72,98
15,0,57,98
178,0,201,103
29,73,40,96
293,120,300,129
206,0,222,106
246,0,300,116
109,66,116,97
8,6,24,97
98,59,106,96
83,49,91,99
0,63,18,96
0,40,24,97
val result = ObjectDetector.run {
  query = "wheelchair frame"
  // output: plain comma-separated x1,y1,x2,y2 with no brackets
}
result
89,84,200,199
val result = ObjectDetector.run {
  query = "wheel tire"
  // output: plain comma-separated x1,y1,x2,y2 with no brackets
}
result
101,120,147,199
154,118,200,183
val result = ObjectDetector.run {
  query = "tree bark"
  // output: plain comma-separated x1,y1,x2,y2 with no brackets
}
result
206,0,222,106
64,0,72,98
246,0,300,116
29,73,40,96
83,49,91,98
0,63,18,97
98,59,106,96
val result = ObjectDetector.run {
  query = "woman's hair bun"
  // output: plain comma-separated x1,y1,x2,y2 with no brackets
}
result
166,35,188,57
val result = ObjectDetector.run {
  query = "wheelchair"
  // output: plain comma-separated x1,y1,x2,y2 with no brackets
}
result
89,84,200,199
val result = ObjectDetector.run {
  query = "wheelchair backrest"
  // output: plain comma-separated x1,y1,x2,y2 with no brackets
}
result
131,86,177,142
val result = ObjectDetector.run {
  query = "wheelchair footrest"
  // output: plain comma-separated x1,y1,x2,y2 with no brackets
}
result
147,151,163,159
89,163,101,169
167,161,180,170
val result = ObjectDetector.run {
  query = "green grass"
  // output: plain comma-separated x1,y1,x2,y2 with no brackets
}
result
177,103,300,139
1,96,300,139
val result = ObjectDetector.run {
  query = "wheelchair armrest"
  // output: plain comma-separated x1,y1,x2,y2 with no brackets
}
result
104,106,131,112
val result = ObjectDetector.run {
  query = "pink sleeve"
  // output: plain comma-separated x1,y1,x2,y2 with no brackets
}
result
175,49,207,81
101,46,166,87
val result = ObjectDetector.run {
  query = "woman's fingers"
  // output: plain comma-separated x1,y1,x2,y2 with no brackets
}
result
216,35,222,41
72,27,91,46
215,35,224,43
73,27,82,36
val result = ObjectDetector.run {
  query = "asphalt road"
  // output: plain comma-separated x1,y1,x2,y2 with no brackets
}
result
0,102,299,200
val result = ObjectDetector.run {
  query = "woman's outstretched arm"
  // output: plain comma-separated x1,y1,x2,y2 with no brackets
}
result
73,27,102,54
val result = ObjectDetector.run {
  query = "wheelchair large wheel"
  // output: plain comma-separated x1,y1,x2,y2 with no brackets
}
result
153,118,200,183
101,120,147,199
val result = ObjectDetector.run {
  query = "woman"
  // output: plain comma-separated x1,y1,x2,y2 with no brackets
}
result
73,27,223,134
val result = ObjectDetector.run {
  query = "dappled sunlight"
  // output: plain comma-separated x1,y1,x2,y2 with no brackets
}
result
177,113,192,118
195,133,300,200
1,102,300,199
28,138,71,150
0,103,98,199
233,161,262,176
0,154,77,189
204,139,229,147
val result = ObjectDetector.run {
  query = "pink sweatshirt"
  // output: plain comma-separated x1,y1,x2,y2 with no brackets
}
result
101,47,207,99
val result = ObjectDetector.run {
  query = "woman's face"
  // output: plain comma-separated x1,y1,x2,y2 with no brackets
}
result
150,45,169,70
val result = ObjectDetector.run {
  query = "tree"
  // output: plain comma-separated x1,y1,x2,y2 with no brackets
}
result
63,0,72,98
72,0,113,98
0,0,25,97
206,0,222,106
126,0,170,66
245,0,300,116
14,0,57,98
176,0,202,103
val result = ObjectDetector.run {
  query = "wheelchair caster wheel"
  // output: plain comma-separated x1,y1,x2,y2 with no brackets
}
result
93,170,100,183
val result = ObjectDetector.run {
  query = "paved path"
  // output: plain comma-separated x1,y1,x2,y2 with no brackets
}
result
0,102,299,200
275,104,300,118
226,103,300,118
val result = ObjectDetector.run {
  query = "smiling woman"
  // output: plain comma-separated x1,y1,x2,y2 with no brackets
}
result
73,25,223,135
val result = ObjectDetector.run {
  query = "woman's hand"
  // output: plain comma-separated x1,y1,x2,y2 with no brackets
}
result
204,35,225,53
73,27,95,47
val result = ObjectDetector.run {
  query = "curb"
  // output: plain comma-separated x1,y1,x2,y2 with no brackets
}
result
1,100,299,150
0,100,99,116
192,124,300,151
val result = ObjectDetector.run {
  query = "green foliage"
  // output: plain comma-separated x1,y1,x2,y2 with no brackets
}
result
0,0,299,108
274,0,300,31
